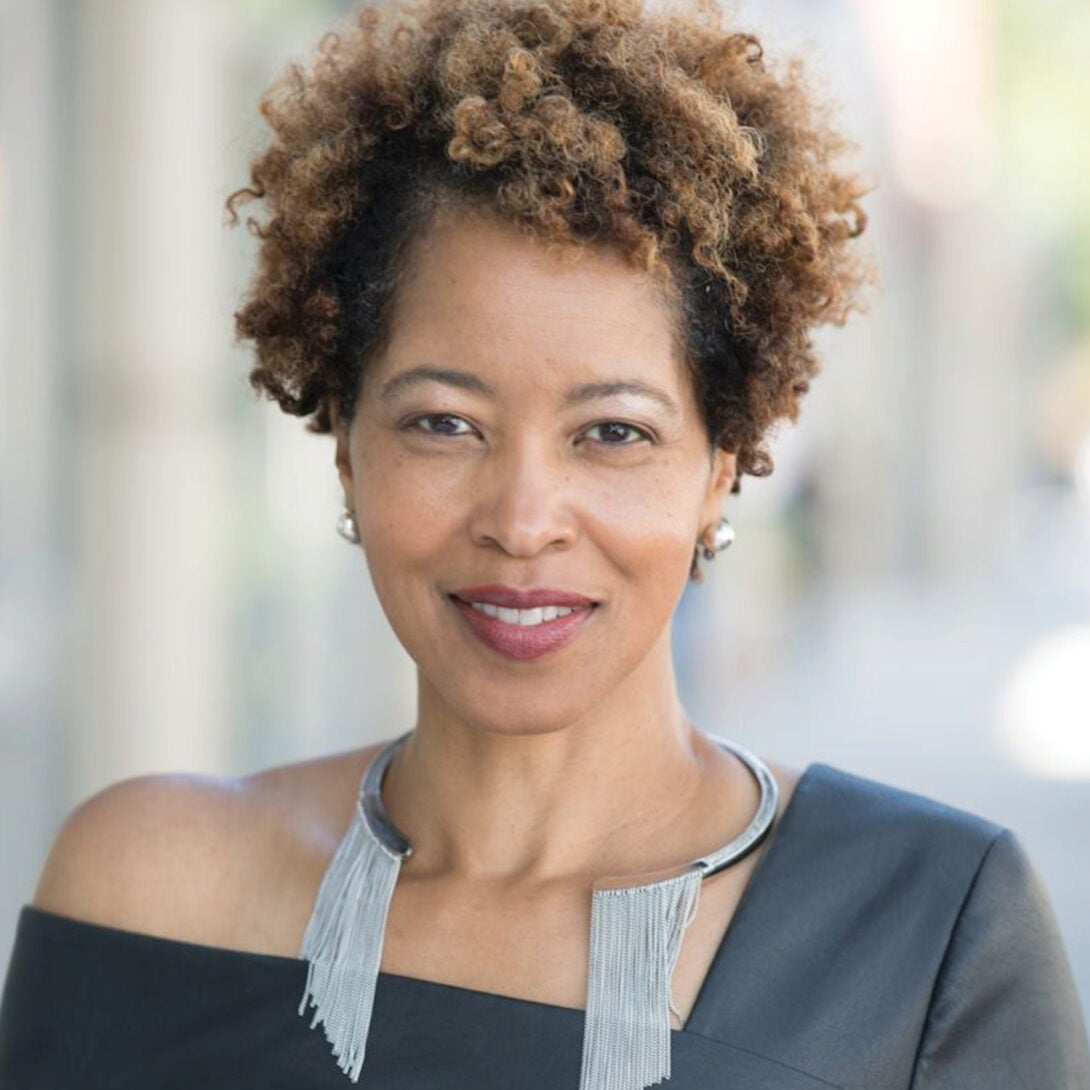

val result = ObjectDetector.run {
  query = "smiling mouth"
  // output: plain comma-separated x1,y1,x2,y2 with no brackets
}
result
447,595,599,660
453,598,594,627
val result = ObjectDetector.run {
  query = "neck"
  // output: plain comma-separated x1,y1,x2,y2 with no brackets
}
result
379,640,751,885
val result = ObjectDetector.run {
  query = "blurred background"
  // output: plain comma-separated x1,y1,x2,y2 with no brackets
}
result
1,0,1088,1028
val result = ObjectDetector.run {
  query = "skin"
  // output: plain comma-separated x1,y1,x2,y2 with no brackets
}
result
334,205,748,882
33,203,801,1027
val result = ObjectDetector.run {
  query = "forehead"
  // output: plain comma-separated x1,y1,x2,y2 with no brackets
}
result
371,209,690,401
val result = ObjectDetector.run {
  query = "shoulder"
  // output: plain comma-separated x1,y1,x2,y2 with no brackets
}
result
31,743,384,950
795,762,1006,868
32,771,255,938
904,819,1090,1084
780,765,1074,987
766,762,1022,972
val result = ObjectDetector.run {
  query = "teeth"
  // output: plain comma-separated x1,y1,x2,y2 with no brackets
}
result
468,602,583,626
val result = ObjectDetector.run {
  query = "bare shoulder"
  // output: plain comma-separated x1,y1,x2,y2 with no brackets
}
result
32,742,385,953
32,770,258,940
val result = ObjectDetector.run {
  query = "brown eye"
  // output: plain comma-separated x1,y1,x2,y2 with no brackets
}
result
585,421,654,446
404,413,475,437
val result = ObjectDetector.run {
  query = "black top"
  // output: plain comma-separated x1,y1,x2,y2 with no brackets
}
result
1,762,1087,1089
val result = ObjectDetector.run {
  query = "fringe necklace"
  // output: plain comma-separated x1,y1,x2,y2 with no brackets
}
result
298,729,779,1090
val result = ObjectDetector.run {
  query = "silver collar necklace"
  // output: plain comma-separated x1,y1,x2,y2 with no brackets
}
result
298,729,779,1089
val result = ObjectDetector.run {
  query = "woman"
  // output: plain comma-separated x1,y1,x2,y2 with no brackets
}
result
1,0,1087,1087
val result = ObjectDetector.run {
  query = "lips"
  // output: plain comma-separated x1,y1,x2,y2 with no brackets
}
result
448,590,598,661
451,584,597,609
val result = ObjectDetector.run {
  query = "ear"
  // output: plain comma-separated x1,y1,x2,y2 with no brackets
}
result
330,403,355,499
698,445,736,537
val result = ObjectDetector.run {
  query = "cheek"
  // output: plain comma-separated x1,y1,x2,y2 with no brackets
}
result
352,434,703,587
582,466,701,574
355,443,460,539
352,455,458,607
351,462,456,662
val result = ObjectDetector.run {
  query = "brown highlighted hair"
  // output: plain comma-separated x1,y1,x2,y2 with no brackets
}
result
227,0,872,495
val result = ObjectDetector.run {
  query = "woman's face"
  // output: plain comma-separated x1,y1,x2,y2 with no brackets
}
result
334,208,735,735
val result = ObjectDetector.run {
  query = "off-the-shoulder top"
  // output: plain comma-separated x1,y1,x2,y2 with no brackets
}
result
0,762,1087,1089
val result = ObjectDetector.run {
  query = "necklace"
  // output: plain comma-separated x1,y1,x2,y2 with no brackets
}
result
298,729,779,1088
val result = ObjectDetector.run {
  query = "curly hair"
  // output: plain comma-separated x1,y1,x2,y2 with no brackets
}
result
226,0,872,495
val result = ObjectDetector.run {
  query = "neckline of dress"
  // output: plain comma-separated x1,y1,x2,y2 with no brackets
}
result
21,760,824,1037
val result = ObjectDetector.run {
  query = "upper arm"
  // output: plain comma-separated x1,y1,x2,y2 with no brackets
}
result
909,828,1090,1089
32,773,254,942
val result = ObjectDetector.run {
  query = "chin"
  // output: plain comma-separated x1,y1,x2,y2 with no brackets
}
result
438,679,603,737
463,701,585,738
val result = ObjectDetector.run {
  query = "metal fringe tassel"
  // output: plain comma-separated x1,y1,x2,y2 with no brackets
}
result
297,802,403,1083
295,730,776,1087
579,864,704,1090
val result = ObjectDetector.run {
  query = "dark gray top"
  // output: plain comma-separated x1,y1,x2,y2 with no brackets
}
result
1,762,1087,1089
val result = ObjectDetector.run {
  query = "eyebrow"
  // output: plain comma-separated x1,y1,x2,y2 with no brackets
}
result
379,367,489,401
378,365,680,415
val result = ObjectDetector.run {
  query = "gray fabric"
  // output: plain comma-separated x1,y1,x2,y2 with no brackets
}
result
1,762,1087,1088
684,764,1090,1088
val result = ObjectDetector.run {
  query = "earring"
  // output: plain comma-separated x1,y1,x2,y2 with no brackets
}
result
336,508,361,544
700,516,734,560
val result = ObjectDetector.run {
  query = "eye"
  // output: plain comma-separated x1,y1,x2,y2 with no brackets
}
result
583,421,654,446
402,412,476,437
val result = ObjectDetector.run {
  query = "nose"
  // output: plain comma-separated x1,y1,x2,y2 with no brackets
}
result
467,437,578,557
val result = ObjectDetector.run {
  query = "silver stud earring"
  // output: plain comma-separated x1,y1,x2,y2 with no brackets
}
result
336,508,361,544
700,515,734,560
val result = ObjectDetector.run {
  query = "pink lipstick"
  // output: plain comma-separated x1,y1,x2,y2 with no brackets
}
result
448,585,599,661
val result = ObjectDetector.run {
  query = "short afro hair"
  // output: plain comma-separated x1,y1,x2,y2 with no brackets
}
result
226,0,872,495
